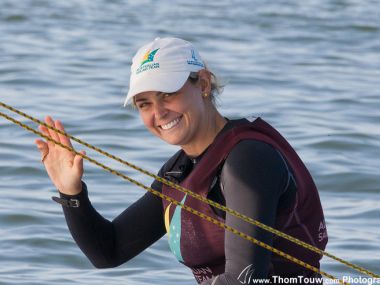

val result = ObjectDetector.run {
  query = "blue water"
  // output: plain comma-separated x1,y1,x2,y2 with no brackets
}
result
0,1,379,284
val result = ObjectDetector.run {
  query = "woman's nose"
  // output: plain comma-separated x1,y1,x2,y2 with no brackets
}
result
153,102,168,120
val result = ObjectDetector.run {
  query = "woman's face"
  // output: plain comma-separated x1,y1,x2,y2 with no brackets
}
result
134,75,209,147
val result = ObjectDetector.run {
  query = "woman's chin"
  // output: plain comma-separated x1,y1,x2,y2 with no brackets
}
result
156,126,186,146
160,136,183,146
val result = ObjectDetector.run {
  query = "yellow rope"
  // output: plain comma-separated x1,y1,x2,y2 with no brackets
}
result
1,101,378,281
1,102,378,279
0,110,346,284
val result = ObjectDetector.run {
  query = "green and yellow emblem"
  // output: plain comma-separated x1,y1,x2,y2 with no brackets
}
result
140,48,159,66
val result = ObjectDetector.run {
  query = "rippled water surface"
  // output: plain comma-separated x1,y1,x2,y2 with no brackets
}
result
1,1,379,284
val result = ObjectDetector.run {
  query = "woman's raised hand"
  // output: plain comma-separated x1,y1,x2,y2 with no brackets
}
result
35,116,85,195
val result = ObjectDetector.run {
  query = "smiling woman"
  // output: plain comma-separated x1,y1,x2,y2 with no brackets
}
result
35,37,328,285
134,70,226,156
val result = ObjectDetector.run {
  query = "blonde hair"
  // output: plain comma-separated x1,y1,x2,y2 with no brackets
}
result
189,64,225,106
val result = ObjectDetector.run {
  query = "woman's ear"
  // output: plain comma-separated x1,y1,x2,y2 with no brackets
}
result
197,69,212,95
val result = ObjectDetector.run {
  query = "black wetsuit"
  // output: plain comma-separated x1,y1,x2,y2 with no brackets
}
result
59,119,297,284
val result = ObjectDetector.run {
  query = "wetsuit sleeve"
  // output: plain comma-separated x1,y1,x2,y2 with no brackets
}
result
201,140,290,284
59,177,166,269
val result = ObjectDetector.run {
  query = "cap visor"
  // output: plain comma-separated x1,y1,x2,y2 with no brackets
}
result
124,71,190,106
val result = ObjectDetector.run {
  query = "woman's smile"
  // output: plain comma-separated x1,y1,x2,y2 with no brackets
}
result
158,115,183,130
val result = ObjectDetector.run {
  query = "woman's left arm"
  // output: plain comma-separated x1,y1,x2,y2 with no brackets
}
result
201,139,291,284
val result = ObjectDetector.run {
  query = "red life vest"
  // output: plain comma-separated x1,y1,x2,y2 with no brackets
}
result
162,118,328,283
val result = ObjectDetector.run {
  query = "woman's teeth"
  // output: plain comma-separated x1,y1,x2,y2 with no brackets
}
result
161,117,181,130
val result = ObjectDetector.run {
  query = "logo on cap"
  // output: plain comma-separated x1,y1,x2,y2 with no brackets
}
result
187,49,204,67
140,48,159,66
136,48,160,74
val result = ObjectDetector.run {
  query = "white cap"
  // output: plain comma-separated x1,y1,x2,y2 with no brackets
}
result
124,37,205,106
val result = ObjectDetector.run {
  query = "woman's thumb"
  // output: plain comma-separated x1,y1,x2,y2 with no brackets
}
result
73,150,86,174
35,139,49,160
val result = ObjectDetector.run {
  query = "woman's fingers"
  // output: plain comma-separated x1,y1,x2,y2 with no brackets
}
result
35,138,48,154
35,118,84,195
38,116,71,149
38,124,49,137
35,139,50,162
45,116,61,144
38,124,55,149
37,117,76,164
55,120,73,148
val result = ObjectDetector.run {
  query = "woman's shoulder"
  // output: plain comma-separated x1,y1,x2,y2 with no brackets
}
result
225,139,284,167
221,139,290,198
223,138,289,182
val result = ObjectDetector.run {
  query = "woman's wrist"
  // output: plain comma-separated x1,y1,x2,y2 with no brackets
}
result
58,181,85,197
53,182,88,208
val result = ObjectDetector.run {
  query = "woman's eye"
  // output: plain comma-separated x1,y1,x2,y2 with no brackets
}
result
163,92,176,98
138,102,149,109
